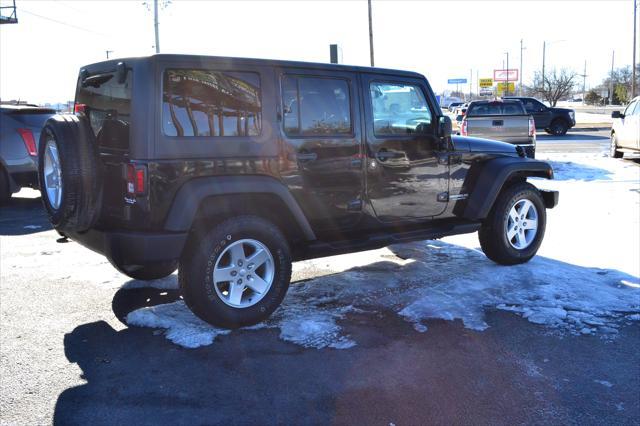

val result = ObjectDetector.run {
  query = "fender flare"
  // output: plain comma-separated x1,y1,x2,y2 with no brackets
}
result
463,157,554,220
163,175,316,241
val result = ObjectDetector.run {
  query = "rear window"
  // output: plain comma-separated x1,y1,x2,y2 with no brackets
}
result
162,69,262,137
1,108,56,127
467,101,525,116
76,70,132,150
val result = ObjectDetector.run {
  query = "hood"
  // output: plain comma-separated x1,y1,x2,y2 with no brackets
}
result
551,107,573,114
452,135,519,155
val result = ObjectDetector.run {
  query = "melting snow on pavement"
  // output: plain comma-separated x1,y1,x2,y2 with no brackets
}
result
126,152,640,349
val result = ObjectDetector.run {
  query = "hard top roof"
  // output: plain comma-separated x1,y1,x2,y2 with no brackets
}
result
81,54,426,79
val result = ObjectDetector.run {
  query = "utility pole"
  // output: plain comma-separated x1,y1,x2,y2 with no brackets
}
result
154,0,160,53
610,50,615,105
469,69,472,100
632,0,637,97
476,69,479,96
368,0,374,67
519,39,525,95
542,41,546,90
580,60,587,105
505,51,509,96
105,50,113,59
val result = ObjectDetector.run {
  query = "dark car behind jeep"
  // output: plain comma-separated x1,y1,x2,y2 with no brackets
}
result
504,96,576,135
38,55,558,328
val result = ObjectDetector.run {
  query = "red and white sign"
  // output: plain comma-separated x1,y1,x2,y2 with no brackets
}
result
493,69,519,82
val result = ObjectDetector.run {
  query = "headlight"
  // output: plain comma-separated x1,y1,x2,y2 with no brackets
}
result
569,111,575,121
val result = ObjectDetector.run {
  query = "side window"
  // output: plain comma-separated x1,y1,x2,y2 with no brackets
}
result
163,69,261,137
522,100,536,113
282,76,351,136
370,82,432,136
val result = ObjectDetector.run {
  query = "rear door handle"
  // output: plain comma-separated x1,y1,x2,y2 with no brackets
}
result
296,152,317,162
376,149,402,161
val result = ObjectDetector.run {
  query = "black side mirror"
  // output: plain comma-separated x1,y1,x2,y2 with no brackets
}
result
611,111,623,119
116,61,128,84
438,116,452,138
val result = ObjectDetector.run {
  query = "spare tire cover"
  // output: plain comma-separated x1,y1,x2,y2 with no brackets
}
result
38,114,103,233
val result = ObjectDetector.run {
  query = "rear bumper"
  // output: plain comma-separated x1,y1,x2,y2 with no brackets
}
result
67,229,188,267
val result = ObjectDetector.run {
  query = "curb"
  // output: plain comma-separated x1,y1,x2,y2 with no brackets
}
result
570,125,611,132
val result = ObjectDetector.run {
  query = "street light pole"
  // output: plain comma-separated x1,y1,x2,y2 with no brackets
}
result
368,0,374,67
154,0,160,53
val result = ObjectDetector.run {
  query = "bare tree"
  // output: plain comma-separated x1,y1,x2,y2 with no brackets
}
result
532,68,577,107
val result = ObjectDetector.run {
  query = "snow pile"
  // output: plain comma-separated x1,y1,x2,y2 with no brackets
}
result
126,153,639,349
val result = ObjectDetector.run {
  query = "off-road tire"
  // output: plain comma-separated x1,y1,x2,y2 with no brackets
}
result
610,133,623,158
179,215,292,328
0,167,10,205
479,182,546,265
114,261,179,281
548,119,569,136
38,114,102,233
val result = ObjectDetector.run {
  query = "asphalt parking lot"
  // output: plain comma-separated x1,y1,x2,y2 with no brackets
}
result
1,130,639,425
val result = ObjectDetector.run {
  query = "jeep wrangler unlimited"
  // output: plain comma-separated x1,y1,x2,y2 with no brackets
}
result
38,55,558,328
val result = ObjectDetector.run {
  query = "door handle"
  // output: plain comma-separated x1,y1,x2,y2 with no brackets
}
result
296,152,317,162
492,120,504,126
375,149,402,161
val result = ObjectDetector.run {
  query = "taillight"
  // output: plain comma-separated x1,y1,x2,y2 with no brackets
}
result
528,117,536,137
126,163,147,195
74,103,86,113
17,128,37,156
460,119,468,136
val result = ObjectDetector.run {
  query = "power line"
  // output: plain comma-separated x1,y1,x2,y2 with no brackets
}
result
19,8,110,37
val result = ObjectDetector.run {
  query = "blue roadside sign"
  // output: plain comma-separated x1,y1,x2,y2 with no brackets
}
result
448,78,467,84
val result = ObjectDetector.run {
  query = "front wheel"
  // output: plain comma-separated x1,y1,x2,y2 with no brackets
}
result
179,215,292,328
610,133,623,158
479,182,547,265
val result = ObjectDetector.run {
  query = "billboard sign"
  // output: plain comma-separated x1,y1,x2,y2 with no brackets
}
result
493,69,519,82
479,78,493,88
447,78,467,84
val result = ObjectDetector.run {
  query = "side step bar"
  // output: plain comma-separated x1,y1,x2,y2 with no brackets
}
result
296,222,481,261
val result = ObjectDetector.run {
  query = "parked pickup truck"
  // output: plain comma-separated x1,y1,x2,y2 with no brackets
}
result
460,99,536,158
504,96,575,135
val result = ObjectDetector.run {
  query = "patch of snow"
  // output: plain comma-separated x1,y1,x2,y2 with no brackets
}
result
126,301,230,348
594,379,613,388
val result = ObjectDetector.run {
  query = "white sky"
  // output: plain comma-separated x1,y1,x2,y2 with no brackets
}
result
0,0,637,103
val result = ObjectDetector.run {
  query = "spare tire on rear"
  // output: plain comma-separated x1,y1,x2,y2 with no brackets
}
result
38,114,102,233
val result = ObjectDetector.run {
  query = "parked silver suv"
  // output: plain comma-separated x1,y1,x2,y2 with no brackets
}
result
0,104,56,204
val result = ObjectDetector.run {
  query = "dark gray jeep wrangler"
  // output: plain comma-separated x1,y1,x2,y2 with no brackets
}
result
38,55,558,328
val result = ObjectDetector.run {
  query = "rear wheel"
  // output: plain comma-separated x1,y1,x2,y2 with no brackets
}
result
610,133,623,158
179,215,292,328
548,119,568,136
479,182,546,265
